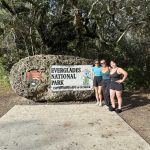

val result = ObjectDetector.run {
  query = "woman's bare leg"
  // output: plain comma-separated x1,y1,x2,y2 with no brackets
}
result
116,91,122,109
98,86,102,105
110,89,116,108
94,87,99,103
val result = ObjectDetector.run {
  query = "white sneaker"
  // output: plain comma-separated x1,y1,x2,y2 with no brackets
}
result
99,102,102,107
96,102,99,105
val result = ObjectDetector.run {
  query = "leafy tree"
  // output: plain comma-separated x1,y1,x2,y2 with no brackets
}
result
0,0,150,89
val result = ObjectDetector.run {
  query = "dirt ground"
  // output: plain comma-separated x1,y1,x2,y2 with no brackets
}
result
0,88,150,144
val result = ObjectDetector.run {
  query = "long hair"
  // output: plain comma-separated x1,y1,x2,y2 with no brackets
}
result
110,59,119,66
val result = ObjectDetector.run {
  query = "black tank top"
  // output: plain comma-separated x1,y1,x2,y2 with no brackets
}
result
110,68,121,81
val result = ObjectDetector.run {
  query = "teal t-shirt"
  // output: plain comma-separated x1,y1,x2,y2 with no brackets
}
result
101,70,110,80
92,66,102,76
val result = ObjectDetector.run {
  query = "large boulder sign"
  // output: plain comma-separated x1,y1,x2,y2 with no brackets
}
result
10,55,94,102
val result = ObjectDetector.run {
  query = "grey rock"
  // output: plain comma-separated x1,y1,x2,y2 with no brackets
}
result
10,55,94,102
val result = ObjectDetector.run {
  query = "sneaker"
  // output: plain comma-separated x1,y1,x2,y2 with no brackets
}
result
99,102,102,107
96,102,99,105
115,109,122,113
109,106,116,111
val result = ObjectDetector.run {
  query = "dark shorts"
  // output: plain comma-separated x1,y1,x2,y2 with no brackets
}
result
110,81,123,91
93,76,102,87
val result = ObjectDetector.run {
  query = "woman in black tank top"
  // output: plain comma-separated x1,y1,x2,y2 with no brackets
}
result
110,70,122,82
109,60,128,113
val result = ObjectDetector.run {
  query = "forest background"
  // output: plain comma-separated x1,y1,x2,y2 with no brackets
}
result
0,0,150,90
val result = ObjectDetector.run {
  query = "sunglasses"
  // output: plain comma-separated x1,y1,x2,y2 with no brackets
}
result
101,62,106,64
95,62,99,64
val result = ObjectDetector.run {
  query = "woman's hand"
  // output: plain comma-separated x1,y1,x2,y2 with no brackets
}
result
91,74,94,80
116,68,128,84
116,79,123,84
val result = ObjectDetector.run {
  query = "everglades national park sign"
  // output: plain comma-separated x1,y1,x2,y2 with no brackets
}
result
51,65,93,91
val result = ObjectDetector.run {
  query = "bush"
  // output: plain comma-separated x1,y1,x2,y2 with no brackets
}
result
124,67,150,90
0,59,10,91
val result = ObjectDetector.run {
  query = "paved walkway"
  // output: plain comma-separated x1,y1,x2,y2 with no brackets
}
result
0,104,149,150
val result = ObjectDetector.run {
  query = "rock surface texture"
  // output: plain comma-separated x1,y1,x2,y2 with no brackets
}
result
10,55,94,101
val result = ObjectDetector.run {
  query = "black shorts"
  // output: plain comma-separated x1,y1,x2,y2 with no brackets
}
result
93,76,102,87
110,81,123,91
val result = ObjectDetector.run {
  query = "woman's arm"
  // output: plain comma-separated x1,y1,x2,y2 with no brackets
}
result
108,66,112,71
116,68,128,83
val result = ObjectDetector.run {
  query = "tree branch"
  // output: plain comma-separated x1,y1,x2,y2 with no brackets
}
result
22,0,36,6
88,0,103,17
1,0,31,15
1,0,16,15
116,21,147,44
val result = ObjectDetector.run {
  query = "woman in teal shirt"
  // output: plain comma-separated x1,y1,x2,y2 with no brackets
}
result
100,59,111,107
92,60,102,106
